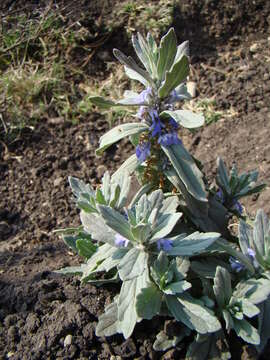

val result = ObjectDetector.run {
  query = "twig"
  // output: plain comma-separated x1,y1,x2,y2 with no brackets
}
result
201,63,227,75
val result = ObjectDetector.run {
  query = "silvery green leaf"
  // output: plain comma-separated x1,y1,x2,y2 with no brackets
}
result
124,66,148,86
55,265,83,275
136,284,162,319
111,171,131,209
166,294,221,334
213,266,232,309
96,122,149,155
167,232,220,256
101,171,111,203
80,211,116,245
223,309,234,331
113,48,153,85
174,40,189,64
150,213,182,242
96,297,119,337
128,183,153,209
245,278,270,304
161,110,204,129
118,248,148,281
216,158,231,195
117,92,148,106
213,238,255,274
62,233,78,253
112,154,139,180
132,33,153,75
241,299,260,318
68,176,94,198
162,143,207,202
151,251,169,280
88,96,117,109
153,327,190,352
98,247,129,273
158,55,189,99
257,298,270,353
238,220,254,255
186,332,231,360
233,318,260,345
131,223,152,243
191,258,232,279
174,83,192,101
254,209,270,258
164,280,191,295
97,205,133,241
118,269,149,339
157,28,177,80
76,238,97,259
160,195,179,214
174,257,190,279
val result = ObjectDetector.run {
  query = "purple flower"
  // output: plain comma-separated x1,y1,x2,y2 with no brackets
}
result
158,132,182,147
216,189,224,203
148,110,164,137
233,200,243,214
137,87,152,103
115,234,129,248
169,117,179,130
136,142,151,163
247,248,256,258
157,238,173,252
137,106,147,120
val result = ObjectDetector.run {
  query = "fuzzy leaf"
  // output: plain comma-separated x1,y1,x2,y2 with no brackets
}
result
167,232,220,256
96,298,119,337
254,209,270,258
96,122,148,155
136,284,162,319
257,298,270,353
118,269,149,339
216,158,230,195
112,154,139,180
233,318,260,345
55,266,83,275
157,28,177,80
161,110,204,129
124,66,148,86
76,238,97,259
162,143,207,202
164,280,191,295
118,248,148,281
88,96,117,109
153,328,190,352
213,266,232,309
158,55,189,99
174,40,189,64
150,213,182,242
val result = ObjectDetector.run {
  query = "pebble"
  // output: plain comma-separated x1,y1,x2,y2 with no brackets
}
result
187,81,197,98
97,164,107,178
249,43,259,53
64,334,72,347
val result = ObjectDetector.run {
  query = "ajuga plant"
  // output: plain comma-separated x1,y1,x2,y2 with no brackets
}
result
56,28,269,358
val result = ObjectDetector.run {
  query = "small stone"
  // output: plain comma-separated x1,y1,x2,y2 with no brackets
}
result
187,81,197,98
53,177,63,187
249,43,259,53
64,334,72,347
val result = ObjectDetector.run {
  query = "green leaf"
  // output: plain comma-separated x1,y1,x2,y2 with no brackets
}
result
245,278,270,304
257,298,270,353
96,122,149,155
68,176,94,198
157,28,177,80
153,327,190,351
76,238,97,259
254,209,269,258
241,299,260,318
158,55,189,99
213,266,232,309
174,40,189,64
131,223,152,243
136,284,162,319
97,205,133,241
233,318,260,345
166,294,221,334
161,110,204,129
88,96,116,109
124,66,148,86
96,297,119,337
55,265,83,275
117,269,149,339
150,213,182,242
186,332,231,360
167,232,220,256
216,158,230,195
112,154,139,180
118,248,148,281
164,280,191,295
162,143,207,202
191,258,232,279
80,211,116,246
62,234,78,253
132,33,153,75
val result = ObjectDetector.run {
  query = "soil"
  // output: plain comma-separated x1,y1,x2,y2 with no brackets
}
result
0,0,270,359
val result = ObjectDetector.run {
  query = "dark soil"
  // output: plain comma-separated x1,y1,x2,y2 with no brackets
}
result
0,0,270,359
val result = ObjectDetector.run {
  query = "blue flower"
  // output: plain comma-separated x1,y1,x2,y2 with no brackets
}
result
158,131,182,147
115,234,129,247
149,110,164,137
229,257,245,272
168,117,179,130
247,248,255,258
136,142,151,163
233,200,243,214
216,189,224,203
157,238,173,251
137,106,147,120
